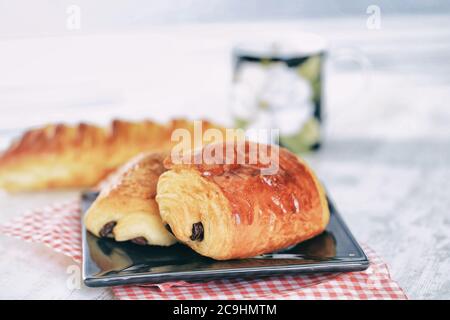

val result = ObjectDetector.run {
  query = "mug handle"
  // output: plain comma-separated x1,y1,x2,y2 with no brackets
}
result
327,46,372,110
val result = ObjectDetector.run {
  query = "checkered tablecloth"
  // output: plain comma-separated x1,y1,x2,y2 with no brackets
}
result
0,199,407,300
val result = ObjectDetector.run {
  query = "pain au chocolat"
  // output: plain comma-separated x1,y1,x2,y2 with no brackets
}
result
84,152,177,246
156,141,330,260
0,119,224,192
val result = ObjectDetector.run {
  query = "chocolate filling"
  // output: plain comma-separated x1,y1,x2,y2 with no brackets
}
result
131,237,148,245
190,222,204,241
99,221,116,237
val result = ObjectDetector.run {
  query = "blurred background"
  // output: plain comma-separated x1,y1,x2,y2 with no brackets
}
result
0,1,449,298
1,1,450,146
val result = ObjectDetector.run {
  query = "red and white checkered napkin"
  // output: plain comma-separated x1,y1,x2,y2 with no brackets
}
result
0,200,407,300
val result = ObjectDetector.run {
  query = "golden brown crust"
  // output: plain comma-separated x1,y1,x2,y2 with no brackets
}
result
84,152,177,246
156,141,330,260
0,119,224,192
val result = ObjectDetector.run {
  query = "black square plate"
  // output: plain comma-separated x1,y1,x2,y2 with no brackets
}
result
82,191,369,287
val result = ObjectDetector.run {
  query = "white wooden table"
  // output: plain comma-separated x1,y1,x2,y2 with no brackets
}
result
0,15,449,299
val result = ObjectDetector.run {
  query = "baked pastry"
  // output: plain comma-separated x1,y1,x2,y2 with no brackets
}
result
156,141,330,260
87,233,133,272
84,152,177,246
0,119,224,192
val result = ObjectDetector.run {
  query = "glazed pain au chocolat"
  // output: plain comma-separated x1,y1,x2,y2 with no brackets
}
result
156,141,330,260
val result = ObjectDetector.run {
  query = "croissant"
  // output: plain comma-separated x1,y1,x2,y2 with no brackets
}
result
0,119,224,192
156,141,330,260
84,152,177,246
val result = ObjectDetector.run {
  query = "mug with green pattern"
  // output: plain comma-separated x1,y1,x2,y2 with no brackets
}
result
230,35,326,153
